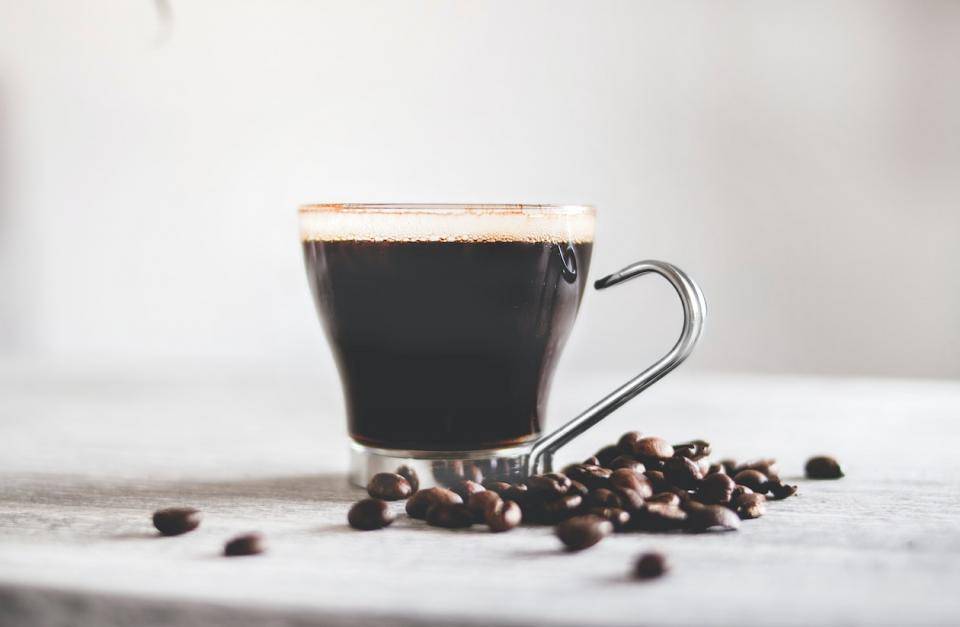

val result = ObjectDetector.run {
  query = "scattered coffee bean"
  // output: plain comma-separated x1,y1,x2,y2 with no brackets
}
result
586,488,622,509
609,455,646,473
687,504,741,532
537,494,584,524
630,502,687,532
617,431,643,454
527,473,572,496
587,507,631,531
405,487,462,519
634,552,669,580
467,491,503,522
673,439,711,460
348,498,395,530
698,473,736,505
806,455,843,479
367,473,413,501
426,503,474,528
664,456,703,490
736,458,780,481
152,507,202,536
646,492,682,507
450,479,485,503
555,515,613,551
730,484,753,502
767,480,798,500
594,445,622,467
396,465,420,493
609,468,653,497
733,469,769,493
628,436,674,462
566,464,613,490
485,500,523,532
733,493,766,519
224,532,266,556
481,480,513,496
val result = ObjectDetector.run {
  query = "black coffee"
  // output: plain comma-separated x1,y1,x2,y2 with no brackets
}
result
302,223,592,450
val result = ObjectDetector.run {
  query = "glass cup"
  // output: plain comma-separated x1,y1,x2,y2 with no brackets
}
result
299,204,705,487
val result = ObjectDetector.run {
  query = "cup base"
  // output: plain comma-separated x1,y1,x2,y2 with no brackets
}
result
348,441,533,489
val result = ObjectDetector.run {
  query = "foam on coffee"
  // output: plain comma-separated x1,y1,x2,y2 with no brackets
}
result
299,205,595,243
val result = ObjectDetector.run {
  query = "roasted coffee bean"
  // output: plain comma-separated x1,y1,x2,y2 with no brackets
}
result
733,469,769,493
566,465,613,490
806,455,844,479
582,455,601,466
367,473,413,501
733,493,766,519
630,502,687,532
644,470,669,492
644,458,666,472
450,480,485,503
672,439,711,460
664,456,703,490
586,488,622,509
405,487,462,519
730,484,753,502
503,483,530,506
634,552,669,580
481,480,513,496
425,503,474,528
734,458,779,481
698,473,736,505
467,491,503,522
224,532,266,556
628,436,674,462
609,455,646,473
568,480,590,498
526,493,583,524
687,504,741,532
614,487,647,512
646,492,682,507
587,507,631,531
706,463,726,476
555,515,613,551
485,500,522,532
617,431,643,455
767,479,798,500
526,473,572,496
609,468,654,498
720,459,738,475
396,465,420,493
348,498,395,530
152,507,202,536
595,445,623,467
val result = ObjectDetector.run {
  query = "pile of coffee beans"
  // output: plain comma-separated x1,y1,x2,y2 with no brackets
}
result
349,432,844,579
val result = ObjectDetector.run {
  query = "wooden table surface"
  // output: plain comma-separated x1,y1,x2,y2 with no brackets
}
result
1,360,959,626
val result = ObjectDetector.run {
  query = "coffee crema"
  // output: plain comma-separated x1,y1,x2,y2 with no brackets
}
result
301,205,595,451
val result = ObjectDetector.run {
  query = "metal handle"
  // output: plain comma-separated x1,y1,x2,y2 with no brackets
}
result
526,259,706,475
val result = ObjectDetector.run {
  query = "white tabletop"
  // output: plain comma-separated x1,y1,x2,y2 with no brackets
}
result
1,360,959,626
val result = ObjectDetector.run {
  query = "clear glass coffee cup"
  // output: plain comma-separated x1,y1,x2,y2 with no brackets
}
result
299,204,705,487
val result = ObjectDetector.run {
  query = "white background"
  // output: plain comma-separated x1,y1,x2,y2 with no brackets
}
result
1,0,958,380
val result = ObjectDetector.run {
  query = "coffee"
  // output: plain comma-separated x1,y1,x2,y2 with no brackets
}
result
301,206,594,450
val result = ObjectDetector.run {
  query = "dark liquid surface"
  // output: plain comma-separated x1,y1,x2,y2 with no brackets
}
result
303,239,593,450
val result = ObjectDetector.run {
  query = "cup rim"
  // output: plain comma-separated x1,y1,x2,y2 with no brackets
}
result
298,203,596,215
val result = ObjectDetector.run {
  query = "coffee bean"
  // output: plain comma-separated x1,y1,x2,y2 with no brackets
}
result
634,552,669,579
644,469,669,492
425,503,474,528
503,483,530,506
555,515,613,551
609,468,653,498
698,473,736,505
568,480,590,498
586,488,622,509
730,484,753,502
630,502,687,532
541,494,584,523
672,439,711,460
152,507,201,536
613,487,647,512
806,455,844,479
617,431,643,455
395,465,420,493
467,491,503,522
485,500,523,532
687,504,741,532
629,436,674,462
733,469,769,493
405,487,462,519
481,480,513,496
735,458,780,481
733,493,766,519
609,455,646,473
767,479,798,500
526,473,572,496
367,473,413,501
582,455,601,466
450,479,485,503
646,492,682,507
595,445,623,467
587,507,631,531
664,456,703,490
348,498,395,530
566,465,613,490
224,532,266,556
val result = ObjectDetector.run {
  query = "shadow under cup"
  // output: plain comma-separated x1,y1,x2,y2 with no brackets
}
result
300,204,595,482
